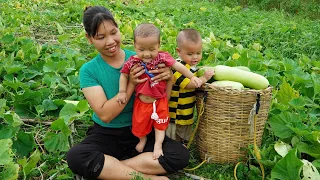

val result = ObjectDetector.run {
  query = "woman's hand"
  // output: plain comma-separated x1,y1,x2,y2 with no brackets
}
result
129,64,147,85
149,63,172,82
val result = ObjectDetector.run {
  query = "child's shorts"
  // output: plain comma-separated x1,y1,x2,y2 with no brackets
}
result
132,97,169,137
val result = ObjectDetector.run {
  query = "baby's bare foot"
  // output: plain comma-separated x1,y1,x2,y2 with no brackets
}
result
136,138,147,152
153,145,163,159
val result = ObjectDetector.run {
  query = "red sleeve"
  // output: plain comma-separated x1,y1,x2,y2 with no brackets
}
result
161,52,176,67
120,58,132,74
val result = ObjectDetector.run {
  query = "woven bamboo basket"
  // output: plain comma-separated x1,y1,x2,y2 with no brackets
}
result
195,84,272,164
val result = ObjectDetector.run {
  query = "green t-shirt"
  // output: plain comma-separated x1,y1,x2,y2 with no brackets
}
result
79,49,136,128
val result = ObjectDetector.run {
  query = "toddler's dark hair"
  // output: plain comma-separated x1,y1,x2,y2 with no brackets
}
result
83,6,118,37
134,23,160,43
176,28,202,47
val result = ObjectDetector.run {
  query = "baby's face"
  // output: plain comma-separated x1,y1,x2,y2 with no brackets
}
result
134,36,160,63
177,41,202,66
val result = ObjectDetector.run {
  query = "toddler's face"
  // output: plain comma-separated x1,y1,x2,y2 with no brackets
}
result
134,36,160,63
177,41,202,66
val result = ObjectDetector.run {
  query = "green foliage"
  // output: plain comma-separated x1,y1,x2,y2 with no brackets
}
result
215,0,320,19
271,149,303,180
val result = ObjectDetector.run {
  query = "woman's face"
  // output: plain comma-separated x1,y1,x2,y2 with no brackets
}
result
87,20,121,58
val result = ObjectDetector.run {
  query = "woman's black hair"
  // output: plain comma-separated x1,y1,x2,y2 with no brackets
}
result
83,6,118,37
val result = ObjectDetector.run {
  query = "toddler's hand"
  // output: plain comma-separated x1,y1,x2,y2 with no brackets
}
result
117,92,127,106
204,69,215,82
191,76,203,88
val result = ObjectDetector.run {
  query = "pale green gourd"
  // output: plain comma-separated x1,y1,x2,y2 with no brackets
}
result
213,65,269,90
211,80,244,90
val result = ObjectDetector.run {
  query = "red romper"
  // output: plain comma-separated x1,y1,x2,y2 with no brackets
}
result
120,52,176,137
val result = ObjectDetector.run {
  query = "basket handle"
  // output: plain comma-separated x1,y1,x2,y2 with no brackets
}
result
184,92,208,171
256,93,261,114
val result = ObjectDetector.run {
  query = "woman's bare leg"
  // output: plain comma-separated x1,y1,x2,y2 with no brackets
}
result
98,155,169,180
121,152,167,175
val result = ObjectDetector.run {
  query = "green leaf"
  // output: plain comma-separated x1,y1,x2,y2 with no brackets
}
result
285,70,311,87
4,61,27,74
43,61,69,73
22,68,43,80
44,132,69,152
289,96,306,108
67,75,79,87
14,89,43,106
312,159,320,169
271,148,303,180
0,139,13,165
14,104,36,118
58,34,70,43
289,128,320,144
296,142,320,159
2,34,15,44
276,79,299,105
59,103,78,123
291,136,300,147
12,131,35,157
55,22,64,34
0,163,19,180
4,111,23,127
77,100,89,114
0,99,6,109
23,149,41,176
310,108,320,117
266,69,281,87
268,112,298,139
0,124,20,139
2,79,27,91
311,74,320,97
51,118,71,136
248,165,262,179
42,99,58,111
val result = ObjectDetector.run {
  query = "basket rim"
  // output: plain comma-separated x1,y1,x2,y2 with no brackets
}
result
198,84,273,93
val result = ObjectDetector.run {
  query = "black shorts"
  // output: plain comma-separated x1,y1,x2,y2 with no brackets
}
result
66,123,190,179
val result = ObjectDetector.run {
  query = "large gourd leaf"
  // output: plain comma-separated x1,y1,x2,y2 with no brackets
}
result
44,132,69,152
12,131,35,157
271,148,303,180
268,112,302,139
0,163,19,180
0,139,14,165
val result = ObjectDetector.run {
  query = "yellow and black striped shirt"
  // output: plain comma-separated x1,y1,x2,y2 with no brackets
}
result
169,61,198,125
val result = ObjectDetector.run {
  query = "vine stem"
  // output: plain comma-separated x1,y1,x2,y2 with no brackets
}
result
21,118,52,125
35,130,46,154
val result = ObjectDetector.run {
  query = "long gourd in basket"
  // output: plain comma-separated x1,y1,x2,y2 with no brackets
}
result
213,65,269,90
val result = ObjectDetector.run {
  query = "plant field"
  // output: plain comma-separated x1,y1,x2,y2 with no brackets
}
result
0,0,319,179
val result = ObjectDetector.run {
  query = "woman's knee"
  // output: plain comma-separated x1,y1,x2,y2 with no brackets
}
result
161,139,190,172
66,145,105,178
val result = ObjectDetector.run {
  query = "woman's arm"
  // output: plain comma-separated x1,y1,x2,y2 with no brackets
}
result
149,63,172,82
82,82,135,123
82,64,146,123
165,72,174,100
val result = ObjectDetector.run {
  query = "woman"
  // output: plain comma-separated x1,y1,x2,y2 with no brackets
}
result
66,6,190,180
